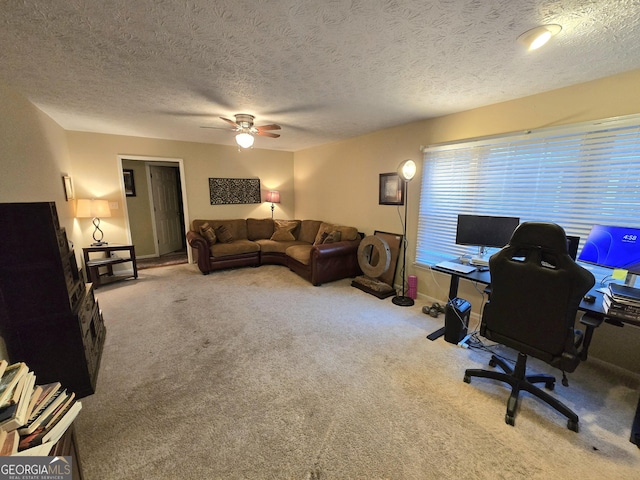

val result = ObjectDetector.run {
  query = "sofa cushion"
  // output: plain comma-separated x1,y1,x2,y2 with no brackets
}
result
247,218,274,240
299,220,323,244
271,219,299,241
209,239,260,257
256,239,307,254
199,222,217,245
286,244,313,265
214,224,234,243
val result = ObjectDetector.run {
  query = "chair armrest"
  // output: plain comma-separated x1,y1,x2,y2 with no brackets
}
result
580,313,604,329
577,313,604,361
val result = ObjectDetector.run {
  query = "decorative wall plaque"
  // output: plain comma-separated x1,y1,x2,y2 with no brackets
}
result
209,178,261,205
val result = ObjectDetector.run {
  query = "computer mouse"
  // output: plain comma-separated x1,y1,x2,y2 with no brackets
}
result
583,294,596,304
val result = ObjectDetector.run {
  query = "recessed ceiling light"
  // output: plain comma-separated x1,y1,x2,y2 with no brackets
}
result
517,24,562,51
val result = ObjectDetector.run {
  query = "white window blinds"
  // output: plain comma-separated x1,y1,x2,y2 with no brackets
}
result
416,115,640,279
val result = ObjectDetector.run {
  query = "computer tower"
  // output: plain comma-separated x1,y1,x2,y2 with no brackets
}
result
444,297,471,344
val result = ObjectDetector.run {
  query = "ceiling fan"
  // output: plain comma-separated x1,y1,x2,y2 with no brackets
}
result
203,113,281,148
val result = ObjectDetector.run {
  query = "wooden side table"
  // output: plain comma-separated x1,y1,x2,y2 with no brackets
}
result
83,244,138,288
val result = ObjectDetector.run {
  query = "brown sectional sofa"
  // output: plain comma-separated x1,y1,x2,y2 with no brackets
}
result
186,218,363,285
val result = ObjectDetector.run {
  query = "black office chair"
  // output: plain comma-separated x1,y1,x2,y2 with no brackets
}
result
463,222,595,431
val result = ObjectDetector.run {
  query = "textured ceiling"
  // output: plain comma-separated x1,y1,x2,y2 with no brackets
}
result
1,0,640,151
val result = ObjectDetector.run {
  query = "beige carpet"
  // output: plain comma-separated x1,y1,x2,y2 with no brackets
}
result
75,264,640,479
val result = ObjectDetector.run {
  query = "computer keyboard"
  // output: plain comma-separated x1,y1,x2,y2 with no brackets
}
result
434,261,477,274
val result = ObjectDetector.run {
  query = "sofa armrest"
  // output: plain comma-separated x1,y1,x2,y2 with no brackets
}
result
309,238,362,285
186,230,212,274
311,239,360,259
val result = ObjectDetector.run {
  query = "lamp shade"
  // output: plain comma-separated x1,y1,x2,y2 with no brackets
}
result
235,132,255,148
265,190,280,203
398,159,417,182
76,199,112,218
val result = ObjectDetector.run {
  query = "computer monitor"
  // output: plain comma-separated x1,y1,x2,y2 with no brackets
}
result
577,225,640,284
455,214,520,261
566,235,580,261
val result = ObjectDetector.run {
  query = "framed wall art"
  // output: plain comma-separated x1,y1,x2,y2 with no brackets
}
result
62,175,74,201
379,173,404,205
123,169,136,197
209,178,261,205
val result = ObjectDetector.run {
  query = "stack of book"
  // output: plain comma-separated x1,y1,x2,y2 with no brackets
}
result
603,283,640,323
0,360,82,456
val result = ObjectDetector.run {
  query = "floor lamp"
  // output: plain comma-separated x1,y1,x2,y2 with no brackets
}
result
392,159,417,307
265,190,280,219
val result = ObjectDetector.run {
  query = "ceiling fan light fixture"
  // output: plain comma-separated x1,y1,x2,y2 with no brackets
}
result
517,24,562,51
235,132,254,148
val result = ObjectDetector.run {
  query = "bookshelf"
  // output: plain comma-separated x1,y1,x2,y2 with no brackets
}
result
0,202,106,398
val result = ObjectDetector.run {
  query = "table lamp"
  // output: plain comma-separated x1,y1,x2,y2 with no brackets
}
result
76,199,112,246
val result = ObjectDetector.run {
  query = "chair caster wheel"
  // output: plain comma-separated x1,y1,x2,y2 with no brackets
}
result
463,374,471,383
489,358,497,367
568,419,579,432
505,414,515,426
545,381,555,391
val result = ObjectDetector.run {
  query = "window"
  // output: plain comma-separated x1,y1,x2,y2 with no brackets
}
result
416,115,640,281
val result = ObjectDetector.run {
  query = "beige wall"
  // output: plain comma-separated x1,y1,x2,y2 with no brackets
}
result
293,69,640,373
66,132,295,249
0,82,78,360
0,82,75,226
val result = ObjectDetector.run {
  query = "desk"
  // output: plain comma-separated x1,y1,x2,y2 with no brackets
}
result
430,260,640,447
430,262,638,331
83,244,138,288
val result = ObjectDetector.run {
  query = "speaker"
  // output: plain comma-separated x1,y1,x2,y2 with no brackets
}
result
444,297,471,344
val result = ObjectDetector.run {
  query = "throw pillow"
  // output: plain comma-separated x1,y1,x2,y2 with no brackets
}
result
270,219,298,241
313,222,334,245
200,222,217,245
214,224,234,243
323,230,342,244
315,231,329,245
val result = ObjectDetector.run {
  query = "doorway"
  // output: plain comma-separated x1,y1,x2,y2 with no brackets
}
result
118,156,191,263
149,164,185,255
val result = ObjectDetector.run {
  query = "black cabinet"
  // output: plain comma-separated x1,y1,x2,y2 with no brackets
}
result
0,202,105,398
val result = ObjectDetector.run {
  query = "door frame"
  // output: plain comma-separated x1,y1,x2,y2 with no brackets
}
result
117,155,192,264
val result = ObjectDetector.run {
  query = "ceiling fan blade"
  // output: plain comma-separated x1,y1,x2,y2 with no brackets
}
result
256,124,281,131
220,117,239,128
258,131,280,138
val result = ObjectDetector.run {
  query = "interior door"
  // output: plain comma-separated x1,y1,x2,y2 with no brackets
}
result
150,165,183,255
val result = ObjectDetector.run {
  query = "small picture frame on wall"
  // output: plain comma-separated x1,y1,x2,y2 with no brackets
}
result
123,169,136,197
379,173,404,205
62,175,74,201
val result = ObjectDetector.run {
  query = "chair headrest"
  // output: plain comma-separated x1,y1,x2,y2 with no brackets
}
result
508,222,568,254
